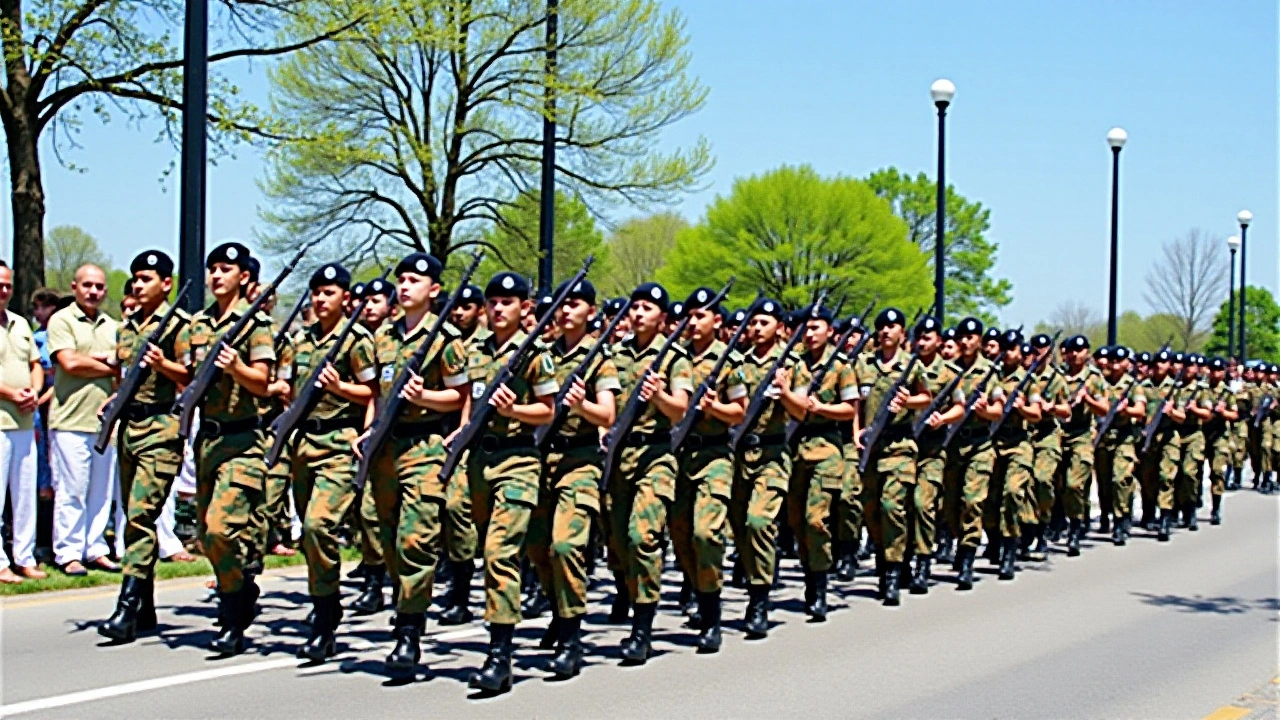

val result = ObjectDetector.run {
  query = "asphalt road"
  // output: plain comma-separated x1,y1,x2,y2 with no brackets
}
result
2,488,1276,720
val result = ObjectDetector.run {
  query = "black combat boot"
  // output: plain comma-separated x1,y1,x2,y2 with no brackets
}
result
997,536,1018,581
936,527,956,566
679,575,695,617
834,540,859,582
1112,516,1126,546
1186,503,1199,531
619,602,656,663
545,616,582,679
1033,525,1050,558
1210,495,1222,525
743,585,770,638
1017,525,1036,561
438,560,473,626
1157,510,1172,542
874,551,886,600
956,545,976,591
881,562,901,607
208,589,247,656
909,555,931,595
99,575,153,643
1098,514,1111,534
469,623,515,693
384,612,424,673
521,570,549,619
299,593,341,662
608,571,630,623
805,570,828,621
982,536,1002,565
539,612,561,651
696,591,722,653
349,565,385,615
1121,515,1133,539
1066,518,1082,557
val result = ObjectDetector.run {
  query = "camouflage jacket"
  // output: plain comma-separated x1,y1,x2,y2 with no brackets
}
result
611,332,695,435
188,298,275,423
373,312,469,425
684,338,747,437
466,329,559,437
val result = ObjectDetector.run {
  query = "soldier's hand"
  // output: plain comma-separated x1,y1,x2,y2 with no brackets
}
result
855,428,866,451
490,383,518,416
926,411,945,429
400,372,425,403
1163,400,1174,414
1013,395,1025,410
639,372,665,402
317,363,342,393
805,395,820,415
564,378,587,408
141,343,164,369
214,345,239,372
888,386,909,413
773,367,792,392
1214,401,1226,414
973,396,988,413
443,427,462,448
698,390,716,412
269,379,292,403
352,430,370,459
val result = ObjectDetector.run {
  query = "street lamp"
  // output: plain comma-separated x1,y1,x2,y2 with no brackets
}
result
930,78,955,322
1237,209,1252,360
1105,127,1127,345
1227,235,1241,358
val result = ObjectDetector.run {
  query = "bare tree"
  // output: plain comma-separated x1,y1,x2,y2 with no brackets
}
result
1143,228,1228,351
1042,299,1103,336
598,212,685,296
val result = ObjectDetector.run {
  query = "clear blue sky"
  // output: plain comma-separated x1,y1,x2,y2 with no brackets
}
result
12,0,1278,328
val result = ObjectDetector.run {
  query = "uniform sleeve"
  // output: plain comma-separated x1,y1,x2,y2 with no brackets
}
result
722,360,748,402
529,350,560,398
245,320,276,364
173,321,192,367
441,339,470,388
668,355,695,395
275,337,295,381
593,357,622,395
45,312,75,356
836,362,858,402
350,334,377,383
791,357,812,393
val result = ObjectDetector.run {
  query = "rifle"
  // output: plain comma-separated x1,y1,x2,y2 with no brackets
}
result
601,279,734,486
352,253,484,490
1092,374,1138,449
1252,394,1274,428
728,292,827,456
172,244,313,439
857,344,925,473
670,289,761,453
988,330,1061,437
439,256,596,482
94,279,194,454
274,293,310,351
533,296,636,452
1140,367,1187,454
913,371,961,439
942,362,1000,449
265,268,392,466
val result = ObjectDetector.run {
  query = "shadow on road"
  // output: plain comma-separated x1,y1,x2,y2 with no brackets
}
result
1131,592,1278,617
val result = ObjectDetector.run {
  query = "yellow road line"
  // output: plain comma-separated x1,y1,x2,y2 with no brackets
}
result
1202,706,1251,720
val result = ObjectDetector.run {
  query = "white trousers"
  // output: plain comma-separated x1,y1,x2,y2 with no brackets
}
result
158,488,184,559
0,429,37,567
51,430,117,565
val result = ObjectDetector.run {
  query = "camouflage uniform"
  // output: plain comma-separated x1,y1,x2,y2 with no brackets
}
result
984,363,1035,543
607,334,694,602
1059,365,1103,522
1095,373,1140,523
527,336,618,618
252,333,294,562
187,299,276,593
1029,366,1066,526
444,326,491,564
1143,374,1185,513
912,354,957,556
1202,381,1238,499
465,330,559,624
671,339,746,592
853,347,922,564
942,356,999,550
287,321,377,597
1176,378,1209,511
116,303,191,580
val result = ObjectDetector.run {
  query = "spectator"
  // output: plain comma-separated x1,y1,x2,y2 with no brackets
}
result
47,264,120,576
30,288,58,556
0,262,45,583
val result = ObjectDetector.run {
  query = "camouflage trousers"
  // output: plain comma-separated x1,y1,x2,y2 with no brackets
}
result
730,444,790,586
527,448,599,619
606,443,677,604
836,439,863,547
1247,423,1264,475
787,435,844,572
444,450,477,562
943,434,994,549
291,429,360,598
671,445,732,593
118,417,183,580
1264,419,1277,473
1148,430,1183,512
1205,430,1232,497
982,438,1035,541
195,427,266,593
251,458,292,559
357,479,383,567
368,434,446,614
1031,432,1061,524
1095,433,1138,519
1059,429,1095,521
1230,420,1249,469
1176,430,1205,507
912,439,945,557
860,436,917,564
468,444,541,625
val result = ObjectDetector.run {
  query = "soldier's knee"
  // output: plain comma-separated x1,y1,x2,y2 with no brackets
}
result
745,512,771,533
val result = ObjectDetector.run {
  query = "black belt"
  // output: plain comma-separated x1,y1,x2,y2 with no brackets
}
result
993,428,1029,444
791,425,842,444
740,431,786,449
479,433,538,452
880,423,913,444
956,426,990,442
198,416,259,437
299,417,363,435
391,419,449,440
625,430,671,446
547,434,602,453
124,401,171,421
682,433,730,451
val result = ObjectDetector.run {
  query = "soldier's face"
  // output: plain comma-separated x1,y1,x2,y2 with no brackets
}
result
958,333,981,358
310,285,347,323
487,295,526,333
1211,368,1226,382
941,339,959,359
611,314,631,341
914,331,940,356
749,315,779,345
1155,360,1171,376
844,330,862,352
1003,346,1022,368
207,262,246,301
556,298,593,334
361,294,392,327
396,272,438,312
877,323,903,348
628,300,664,336
804,319,832,353
450,302,480,331
687,308,720,343
130,270,171,310
983,339,1001,358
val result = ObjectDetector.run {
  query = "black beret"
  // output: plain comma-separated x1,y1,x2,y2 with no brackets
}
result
757,298,786,321
983,327,1002,343
1112,346,1131,360
1020,343,1033,355
1192,354,1208,366
669,302,686,320
915,315,941,336
874,307,906,330
590,317,603,333
1172,352,1186,364
1030,333,1052,349
684,287,723,316
1000,329,1024,350
394,253,443,281
631,282,669,312
206,242,251,271
535,293,555,318
799,304,833,324
957,317,984,337
603,297,627,316
555,278,597,305
1137,351,1152,364
366,278,395,300
130,250,174,278
454,283,482,305
1209,357,1226,371
486,272,531,300
247,257,262,285
941,327,957,341
1155,349,1172,363
309,263,351,291
1269,363,1279,373
729,309,747,325
1062,335,1089,351
1095,346,1113,360
351,282,367,299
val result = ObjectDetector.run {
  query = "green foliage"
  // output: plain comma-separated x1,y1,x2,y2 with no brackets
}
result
866,167,1012,326
598,212,686,297
1205,286,1280,363
472,191,608,290
1034,308,1185,353
43,225,110,292
657,165,931,312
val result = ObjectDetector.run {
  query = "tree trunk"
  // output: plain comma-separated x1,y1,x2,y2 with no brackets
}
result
7,112,45,317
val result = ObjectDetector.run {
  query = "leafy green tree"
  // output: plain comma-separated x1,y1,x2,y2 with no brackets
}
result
44,225,110,291
598,212,685,297
471,191,608,290
261,0,712,271
866,167,1012,325
1205,286,1280,363
657,165,931,312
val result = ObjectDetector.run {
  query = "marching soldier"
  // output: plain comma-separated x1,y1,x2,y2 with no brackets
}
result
983,330,1040,581
99,251,191,643
1055,336,1106,555
834,315,869,580
1025,334,1066,560
1142,349,1184,542
1093,347,1144,546
1202,357,1239,524
908,315,955,593
1175,355,1209,531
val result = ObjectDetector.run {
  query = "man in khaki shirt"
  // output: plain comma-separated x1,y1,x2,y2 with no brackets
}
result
47,264,120,575
0,261,45,583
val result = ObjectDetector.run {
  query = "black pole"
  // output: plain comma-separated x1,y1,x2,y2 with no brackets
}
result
934,101,947,323
176,0,208,312
1106,146,1121,345
1238,222,1248,360
536,0,558,294
1227,248,1236,358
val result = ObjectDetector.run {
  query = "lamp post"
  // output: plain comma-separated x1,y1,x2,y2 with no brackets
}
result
535,0,559,294
1227,235,1240,358
930,78,954,322
1105,127,1127,345
1237,209,1252,360
176,0,209,311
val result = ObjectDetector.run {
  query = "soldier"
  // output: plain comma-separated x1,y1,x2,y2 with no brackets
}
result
357,253,470,674
185,242,276,655
1091,346,1118,531
1177,355,1212,530
788,303,856,617
940,327,960,362
602,298,631,343
981,330,1041,581
1093,347,1145,546
1259,365,1279,493
98,251,191,643
1202,357,1239,524
1054,336,1107,556
527,278,618,677
606,283,692,660
981,327,1002,362
1142,349,1185,542
1227,359,1248,490
462,271,559,693
732,298,808,632
257,286,298,564
1025,334,1066,560
908,315,955,593
833,316,869,581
